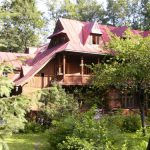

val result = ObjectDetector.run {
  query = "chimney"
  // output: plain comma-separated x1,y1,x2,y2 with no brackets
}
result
25,47,37,54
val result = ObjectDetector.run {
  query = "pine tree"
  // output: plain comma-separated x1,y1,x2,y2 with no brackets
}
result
0,63,30,149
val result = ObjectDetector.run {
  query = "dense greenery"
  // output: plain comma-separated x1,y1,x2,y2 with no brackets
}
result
0,0,44,52
0,64,30,150
31,84,78,119
91,31,150,134
48,108,148,150
47,0,150,29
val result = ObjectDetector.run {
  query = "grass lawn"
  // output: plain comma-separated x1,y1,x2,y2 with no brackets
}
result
6,133,49,150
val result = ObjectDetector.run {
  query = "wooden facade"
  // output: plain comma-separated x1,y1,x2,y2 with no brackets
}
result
23,52,101,89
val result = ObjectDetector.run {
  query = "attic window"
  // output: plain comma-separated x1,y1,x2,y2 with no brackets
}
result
50,34,68,48
90,34,100,45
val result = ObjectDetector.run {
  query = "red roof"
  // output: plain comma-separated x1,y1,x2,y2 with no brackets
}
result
15,43,68,86
0,52,31,69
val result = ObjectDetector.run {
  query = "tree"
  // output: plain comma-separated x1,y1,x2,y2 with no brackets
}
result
0,64,30,149
47,0,106,23
0,0,44,52
106,0,142,28
91,31,150,135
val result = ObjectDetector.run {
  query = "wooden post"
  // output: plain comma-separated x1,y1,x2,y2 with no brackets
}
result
58,55,61,74
81,56,84,83
63,54,66,82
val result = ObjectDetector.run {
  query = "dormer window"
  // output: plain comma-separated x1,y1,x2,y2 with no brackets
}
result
92,35,100,45
89,34,101,45
49,33,69,48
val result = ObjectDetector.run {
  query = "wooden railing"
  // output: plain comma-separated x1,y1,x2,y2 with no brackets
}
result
59,74,91,85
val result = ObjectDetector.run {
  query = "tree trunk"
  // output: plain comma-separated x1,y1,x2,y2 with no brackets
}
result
138,84,146,136
146,138,150,150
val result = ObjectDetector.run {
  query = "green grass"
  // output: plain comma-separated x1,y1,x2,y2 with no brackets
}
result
6,133,49,150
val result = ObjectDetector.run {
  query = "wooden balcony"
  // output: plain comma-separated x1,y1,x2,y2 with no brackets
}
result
58,74,91,85
56,53,98,86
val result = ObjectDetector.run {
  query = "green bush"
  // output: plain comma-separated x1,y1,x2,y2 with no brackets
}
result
57,136,95,150
48,108,116,149
47,107,145,149
122,115,141,132
23,121,44,133
48,116,75,149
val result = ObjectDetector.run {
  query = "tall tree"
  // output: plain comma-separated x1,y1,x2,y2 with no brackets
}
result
47,0,106,23
106,0,141,27
0,0,44,52
91,31,150,135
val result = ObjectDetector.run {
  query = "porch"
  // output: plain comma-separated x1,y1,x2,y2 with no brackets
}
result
56,52,100,85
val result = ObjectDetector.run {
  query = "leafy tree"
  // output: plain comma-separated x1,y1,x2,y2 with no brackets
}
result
47,0,106,23
91,31,150,135
0,0,44,52
106,0,143,28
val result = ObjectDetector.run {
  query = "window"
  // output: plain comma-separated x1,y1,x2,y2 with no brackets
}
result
89,35,100,45
92,35,100,45
121,94,138,108
41,73,44,77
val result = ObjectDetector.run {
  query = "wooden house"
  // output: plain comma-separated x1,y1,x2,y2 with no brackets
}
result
0,18,150,110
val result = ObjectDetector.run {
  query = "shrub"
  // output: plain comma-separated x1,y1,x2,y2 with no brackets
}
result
57,136,95,150
48,116,75,149
122,115,141,132
32,83,78,119
48,108,116,149
23,121,44,133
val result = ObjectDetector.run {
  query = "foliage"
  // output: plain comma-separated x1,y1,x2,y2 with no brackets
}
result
48,108,114,150
103,113,141,132
48,116,75,149
92,31,150,89
91,31,150,135
23,121,44,133
57,136,95,150
47,0,106,23
0,64,31,150
47,0,150,29
0,95,30,135
122,115,141,132
73,87,106,108
33,83,78,119
47,107,149,149
0,0,44,52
